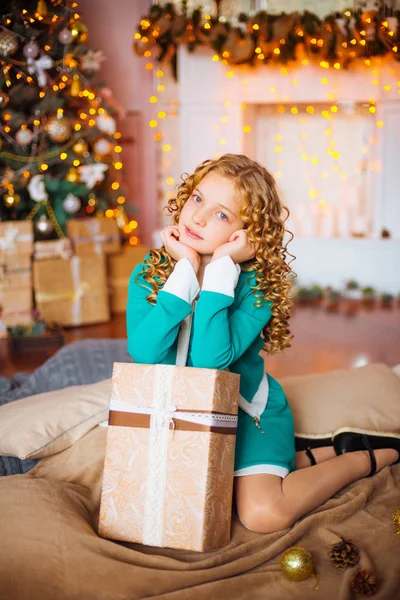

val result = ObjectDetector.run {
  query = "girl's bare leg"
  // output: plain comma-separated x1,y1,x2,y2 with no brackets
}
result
235,448,398,534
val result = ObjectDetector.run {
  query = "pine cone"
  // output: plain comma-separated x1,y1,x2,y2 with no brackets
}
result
328,537,360,569
350,569,378,596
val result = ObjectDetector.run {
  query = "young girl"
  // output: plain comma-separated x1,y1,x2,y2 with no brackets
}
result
126,153,399,534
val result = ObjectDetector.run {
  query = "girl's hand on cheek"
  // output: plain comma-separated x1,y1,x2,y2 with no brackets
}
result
211,229,258,264
160,226,201,272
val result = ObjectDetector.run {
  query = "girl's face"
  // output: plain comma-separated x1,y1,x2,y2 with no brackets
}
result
178,171,245,255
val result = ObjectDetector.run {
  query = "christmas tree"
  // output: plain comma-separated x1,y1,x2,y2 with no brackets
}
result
0,0,134,241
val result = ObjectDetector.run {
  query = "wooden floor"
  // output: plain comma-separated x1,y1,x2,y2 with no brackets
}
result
1,302,400,379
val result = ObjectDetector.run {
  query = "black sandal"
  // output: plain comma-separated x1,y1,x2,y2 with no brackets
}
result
305,447,317,466
333,429,400,478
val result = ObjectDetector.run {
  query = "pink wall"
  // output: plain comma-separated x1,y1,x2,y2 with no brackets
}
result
79,0,157,245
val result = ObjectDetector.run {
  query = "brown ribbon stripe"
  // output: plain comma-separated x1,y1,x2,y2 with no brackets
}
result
109,410,237,435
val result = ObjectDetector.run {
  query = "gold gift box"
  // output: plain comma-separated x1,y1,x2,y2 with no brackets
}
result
67,218,121,256
33,255,110,326
108,245,150,314
99,362,240,552
0,221,34,258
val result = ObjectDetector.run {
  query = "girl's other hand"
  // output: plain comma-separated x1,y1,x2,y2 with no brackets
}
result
160,226,201,272
211,229,258,264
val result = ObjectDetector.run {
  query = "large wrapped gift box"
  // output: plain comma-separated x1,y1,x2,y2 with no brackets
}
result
66,218,121,256
33,255,110,326
108,245,150,314
0,254,32,326
0,221,34,258
99,362,240,552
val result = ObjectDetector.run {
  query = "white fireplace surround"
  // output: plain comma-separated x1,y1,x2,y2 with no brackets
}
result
157,47,400,293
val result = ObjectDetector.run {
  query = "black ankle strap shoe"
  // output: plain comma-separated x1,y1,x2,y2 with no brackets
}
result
333,429,400,478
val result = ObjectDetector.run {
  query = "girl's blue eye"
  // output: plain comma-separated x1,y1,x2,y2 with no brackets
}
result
193,195,202,203
218,212,228,221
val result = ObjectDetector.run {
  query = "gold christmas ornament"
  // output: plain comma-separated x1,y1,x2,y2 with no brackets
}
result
72,139,89,156
65,167,80,183
392,505,400,534
0,30,19,57
69,19,88,43
280,546,316,583
350,569,378,596
4,186,20,207
46,115,72,143
221,30,255,65
0,91,9,108
328,537,360,569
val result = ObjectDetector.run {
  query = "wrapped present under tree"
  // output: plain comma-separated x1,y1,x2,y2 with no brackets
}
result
33,254,110,326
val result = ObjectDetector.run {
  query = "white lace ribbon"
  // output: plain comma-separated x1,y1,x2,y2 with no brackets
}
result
109,364,237,547
109,399,238,429
142,364,174,546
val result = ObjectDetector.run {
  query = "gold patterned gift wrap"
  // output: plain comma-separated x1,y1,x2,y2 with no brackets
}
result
66,217,121,256
108,245,150,314
33,255,110,326
98,362,240,552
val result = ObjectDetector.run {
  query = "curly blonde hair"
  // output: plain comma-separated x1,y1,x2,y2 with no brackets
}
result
138,153,296,355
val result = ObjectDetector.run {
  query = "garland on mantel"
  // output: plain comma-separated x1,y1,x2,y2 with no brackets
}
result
133,1,400,79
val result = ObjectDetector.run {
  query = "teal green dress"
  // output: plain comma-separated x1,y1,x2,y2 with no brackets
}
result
127,254,296,478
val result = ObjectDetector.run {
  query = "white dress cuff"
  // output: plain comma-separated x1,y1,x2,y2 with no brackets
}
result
201,255,240,298
162,258,200,304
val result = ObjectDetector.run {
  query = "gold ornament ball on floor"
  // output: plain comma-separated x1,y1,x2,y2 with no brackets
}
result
69,20,88,43
392,505,400,534
46,116,71,143
280,546,315,582
72,139,88,155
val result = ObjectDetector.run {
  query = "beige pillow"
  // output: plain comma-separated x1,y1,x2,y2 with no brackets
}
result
0,378,110,459
280,363,400,442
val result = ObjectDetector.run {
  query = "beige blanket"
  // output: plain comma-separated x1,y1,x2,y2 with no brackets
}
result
0,426,399,600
